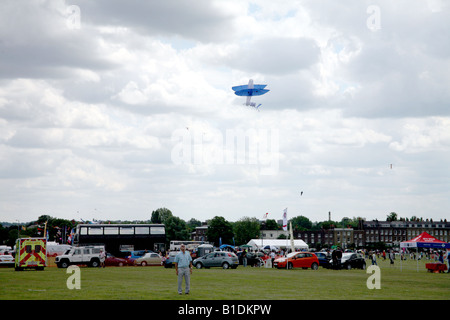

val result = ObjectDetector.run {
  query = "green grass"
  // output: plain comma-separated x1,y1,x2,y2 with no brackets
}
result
0,258,448,300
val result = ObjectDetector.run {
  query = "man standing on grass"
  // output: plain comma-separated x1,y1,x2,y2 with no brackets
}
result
174,244,193,295
446,250,450,273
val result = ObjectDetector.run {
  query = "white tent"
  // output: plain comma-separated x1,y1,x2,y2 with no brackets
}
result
247,239,308,251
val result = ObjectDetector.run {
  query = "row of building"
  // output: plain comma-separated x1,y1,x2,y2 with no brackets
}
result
192,219,450,249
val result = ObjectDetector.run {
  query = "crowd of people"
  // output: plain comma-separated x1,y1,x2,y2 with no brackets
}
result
190,246,450,271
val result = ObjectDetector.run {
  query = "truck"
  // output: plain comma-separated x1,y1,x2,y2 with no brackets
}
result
55,245,104,268
15,238,47,271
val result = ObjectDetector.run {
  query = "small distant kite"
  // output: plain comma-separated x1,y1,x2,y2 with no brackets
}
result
300,191,303,196
232,79,269,110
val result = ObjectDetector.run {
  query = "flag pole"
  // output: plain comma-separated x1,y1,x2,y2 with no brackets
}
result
290,221,295,253
282,208,288,269
44,221,48,240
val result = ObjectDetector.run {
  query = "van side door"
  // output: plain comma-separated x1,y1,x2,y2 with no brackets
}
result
72,248,83,264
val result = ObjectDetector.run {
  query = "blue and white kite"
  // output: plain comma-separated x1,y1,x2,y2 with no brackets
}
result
232,79,269,110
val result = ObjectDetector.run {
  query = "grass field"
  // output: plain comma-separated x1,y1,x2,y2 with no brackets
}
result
0,258,448,300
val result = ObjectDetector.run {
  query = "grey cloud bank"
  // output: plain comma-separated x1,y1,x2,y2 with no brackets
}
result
0,0,449,224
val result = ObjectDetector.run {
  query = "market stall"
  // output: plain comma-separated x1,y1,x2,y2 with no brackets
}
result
400,232,450,272
246,239,308,251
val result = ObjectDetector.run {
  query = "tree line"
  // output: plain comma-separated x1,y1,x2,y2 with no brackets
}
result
1,209,436,248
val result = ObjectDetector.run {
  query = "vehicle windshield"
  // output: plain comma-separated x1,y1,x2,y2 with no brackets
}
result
341,253,352,260
287,252,299,258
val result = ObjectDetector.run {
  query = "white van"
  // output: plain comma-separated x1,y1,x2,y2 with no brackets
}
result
55,245,104,268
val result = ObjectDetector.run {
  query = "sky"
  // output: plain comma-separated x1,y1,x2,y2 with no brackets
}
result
1,0,449,224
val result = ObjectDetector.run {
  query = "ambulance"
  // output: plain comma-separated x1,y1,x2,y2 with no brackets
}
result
15,238,47,271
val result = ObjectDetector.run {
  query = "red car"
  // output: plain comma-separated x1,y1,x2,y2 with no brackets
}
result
105,253,134,267
274,252,319,270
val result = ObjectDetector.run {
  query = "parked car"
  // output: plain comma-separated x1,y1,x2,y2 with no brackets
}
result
134,252,163,266
164,251,179,268
126,250,151,259
237,251,265,267
105,253,133,267
273,252,319,270
340,253,366,270
314,252,332,268
0,255,15,267
55,245,104,268
193,251,239,269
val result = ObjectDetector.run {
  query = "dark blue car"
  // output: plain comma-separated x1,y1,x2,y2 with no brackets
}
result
125,250,152,259
314,252,332,268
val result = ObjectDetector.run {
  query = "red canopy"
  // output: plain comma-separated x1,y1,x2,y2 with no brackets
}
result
400,232,450,249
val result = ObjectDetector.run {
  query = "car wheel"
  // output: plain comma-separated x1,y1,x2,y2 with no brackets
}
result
288,262,293,270
311,262,318,270
346,264,352,270
118,262,124,267
141,261,147,266
361,263,366,270
59,260,70,268
222,262,230,269
90,259,100,268
195,262,203,269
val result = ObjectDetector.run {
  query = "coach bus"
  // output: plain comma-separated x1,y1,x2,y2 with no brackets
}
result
72,224,166,256
169,240,211,251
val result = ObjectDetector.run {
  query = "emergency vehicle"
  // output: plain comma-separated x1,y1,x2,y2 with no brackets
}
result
15,238,47,271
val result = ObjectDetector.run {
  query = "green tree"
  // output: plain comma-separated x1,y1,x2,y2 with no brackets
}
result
316,220,339,230
387,212,398,222
37,215,52,225
186,218,202,234
151,208,173,224
206,216,234,246
234,217,260,245
262,219,279,230
291,215,312,231
340,217,360,229
164,215,190,245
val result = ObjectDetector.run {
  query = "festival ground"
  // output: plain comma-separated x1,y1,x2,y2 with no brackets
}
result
1,257,448,300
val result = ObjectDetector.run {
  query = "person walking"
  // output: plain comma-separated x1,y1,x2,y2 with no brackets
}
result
174,244,193,295
270,251,275,268
446,250,450,274
100,249,106,268
389,250,394,266
371,252,377,266
332,250,338,269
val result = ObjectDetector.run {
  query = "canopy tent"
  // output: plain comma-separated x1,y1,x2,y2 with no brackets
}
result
399,232,450,272
196,244,213,257
219,244,235,250
400,232,450,249
246,239,308,251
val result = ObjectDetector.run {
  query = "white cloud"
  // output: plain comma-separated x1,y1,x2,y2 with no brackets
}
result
389,117,450,153
0,0,449,223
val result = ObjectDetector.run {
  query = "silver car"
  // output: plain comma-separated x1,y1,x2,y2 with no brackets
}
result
193,251,239,269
